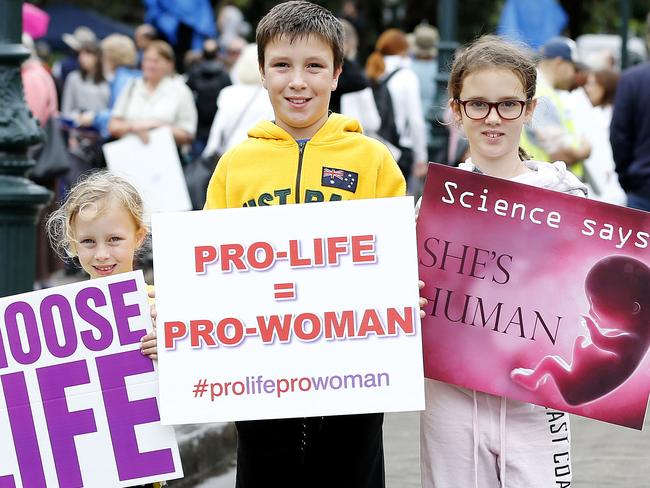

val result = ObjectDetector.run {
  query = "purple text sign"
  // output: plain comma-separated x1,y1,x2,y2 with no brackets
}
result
0,271,183,487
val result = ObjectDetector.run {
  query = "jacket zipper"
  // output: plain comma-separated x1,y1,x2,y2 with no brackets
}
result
295,141,307,203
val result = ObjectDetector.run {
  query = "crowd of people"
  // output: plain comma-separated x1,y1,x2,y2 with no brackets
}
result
22,3,442,204
22,1,445,287
14,0,650,487
23,3,645,218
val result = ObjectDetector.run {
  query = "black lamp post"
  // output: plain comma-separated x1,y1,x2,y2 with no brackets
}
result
0,0,51,296
620,0,630,69
428,0,458,164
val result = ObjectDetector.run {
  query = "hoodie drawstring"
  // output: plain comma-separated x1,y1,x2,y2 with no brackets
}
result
472,392,509,488
499,396,507,487
473,390,479,488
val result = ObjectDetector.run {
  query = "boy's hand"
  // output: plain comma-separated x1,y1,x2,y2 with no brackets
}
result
419,280,428,319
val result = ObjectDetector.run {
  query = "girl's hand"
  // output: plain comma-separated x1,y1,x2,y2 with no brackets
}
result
148,288,157,326
413,160,429,178
77,111,95,127
141,329,158,360
419,280,428,319
141,288,158,360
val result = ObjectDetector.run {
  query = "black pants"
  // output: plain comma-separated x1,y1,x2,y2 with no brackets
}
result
235,413,384,488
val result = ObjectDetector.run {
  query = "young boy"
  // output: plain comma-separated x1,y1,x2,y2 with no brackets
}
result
204,2,405,487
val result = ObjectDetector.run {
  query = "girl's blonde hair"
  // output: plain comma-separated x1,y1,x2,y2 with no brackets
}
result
233,43,262,86
101,34,137,68
47,171,147,259
449,35,537,160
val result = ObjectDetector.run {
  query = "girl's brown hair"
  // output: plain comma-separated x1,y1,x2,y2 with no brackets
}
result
79,41,104,84
449,35,537,160
365,28,410,82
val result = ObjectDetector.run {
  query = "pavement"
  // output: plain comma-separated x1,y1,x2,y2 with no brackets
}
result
196,409,650,488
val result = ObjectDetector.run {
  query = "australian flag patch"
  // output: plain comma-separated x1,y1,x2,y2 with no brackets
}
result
321,166,358,193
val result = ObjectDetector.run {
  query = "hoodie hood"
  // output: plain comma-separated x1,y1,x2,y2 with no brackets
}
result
247,113,363,145
204,111,404,209
459,159,588,197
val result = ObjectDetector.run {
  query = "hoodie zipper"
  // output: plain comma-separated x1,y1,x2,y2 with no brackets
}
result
295,141,307,204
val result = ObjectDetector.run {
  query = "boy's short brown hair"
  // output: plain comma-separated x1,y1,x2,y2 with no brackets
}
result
256,1,344,71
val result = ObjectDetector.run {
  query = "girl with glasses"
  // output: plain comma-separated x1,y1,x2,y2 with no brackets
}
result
420,35,587,488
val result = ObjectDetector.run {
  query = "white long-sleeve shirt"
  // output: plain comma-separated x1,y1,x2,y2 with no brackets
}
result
382,55,428,163
202,84,274,157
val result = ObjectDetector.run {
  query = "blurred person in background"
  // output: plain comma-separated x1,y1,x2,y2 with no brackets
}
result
78,34,140,140
331,18,380,135
109,40,197,147
193,43,272,210
54,26,97,94
186,38,232,158
21,33,57,128
34,39,53,72
62,42,109,123
338,0,368,60
61,41,110,183
202,43,273,159
610,11,650,211
568,68,625,204
521,37,591,179
22,33,63,287
366,28,427,189
183,49,203,73
584,69,619,112
135,23,158,68
219,35,246,81
217,0,250,47
409,22,439,135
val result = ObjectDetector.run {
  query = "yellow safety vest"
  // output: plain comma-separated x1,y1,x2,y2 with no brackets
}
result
520,82,584,180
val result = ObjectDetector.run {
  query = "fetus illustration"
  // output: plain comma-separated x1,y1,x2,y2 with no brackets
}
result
511,255,650,406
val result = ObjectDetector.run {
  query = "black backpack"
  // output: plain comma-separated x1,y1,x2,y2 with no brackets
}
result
371,68,402,148
371,68,414,179
187,61,232,130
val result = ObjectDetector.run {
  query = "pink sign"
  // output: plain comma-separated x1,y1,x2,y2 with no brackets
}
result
417,163,650,429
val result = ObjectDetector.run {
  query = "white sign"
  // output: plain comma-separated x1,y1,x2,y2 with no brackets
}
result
0,271,183,487
152,197,424,424
103,126,192,216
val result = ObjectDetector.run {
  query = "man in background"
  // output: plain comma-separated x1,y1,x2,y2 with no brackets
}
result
521,37,591,180
610,12,650,210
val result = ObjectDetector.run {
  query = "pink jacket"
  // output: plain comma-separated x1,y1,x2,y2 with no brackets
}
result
22,60,58,127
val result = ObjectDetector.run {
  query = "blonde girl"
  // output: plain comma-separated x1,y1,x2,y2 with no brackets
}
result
420,35,586,488
46,171,161,488
46,171,159,360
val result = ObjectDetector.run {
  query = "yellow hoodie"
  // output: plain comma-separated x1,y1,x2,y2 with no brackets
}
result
204,113,405,209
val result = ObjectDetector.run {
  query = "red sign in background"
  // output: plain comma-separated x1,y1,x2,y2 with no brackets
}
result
417,163,650,429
